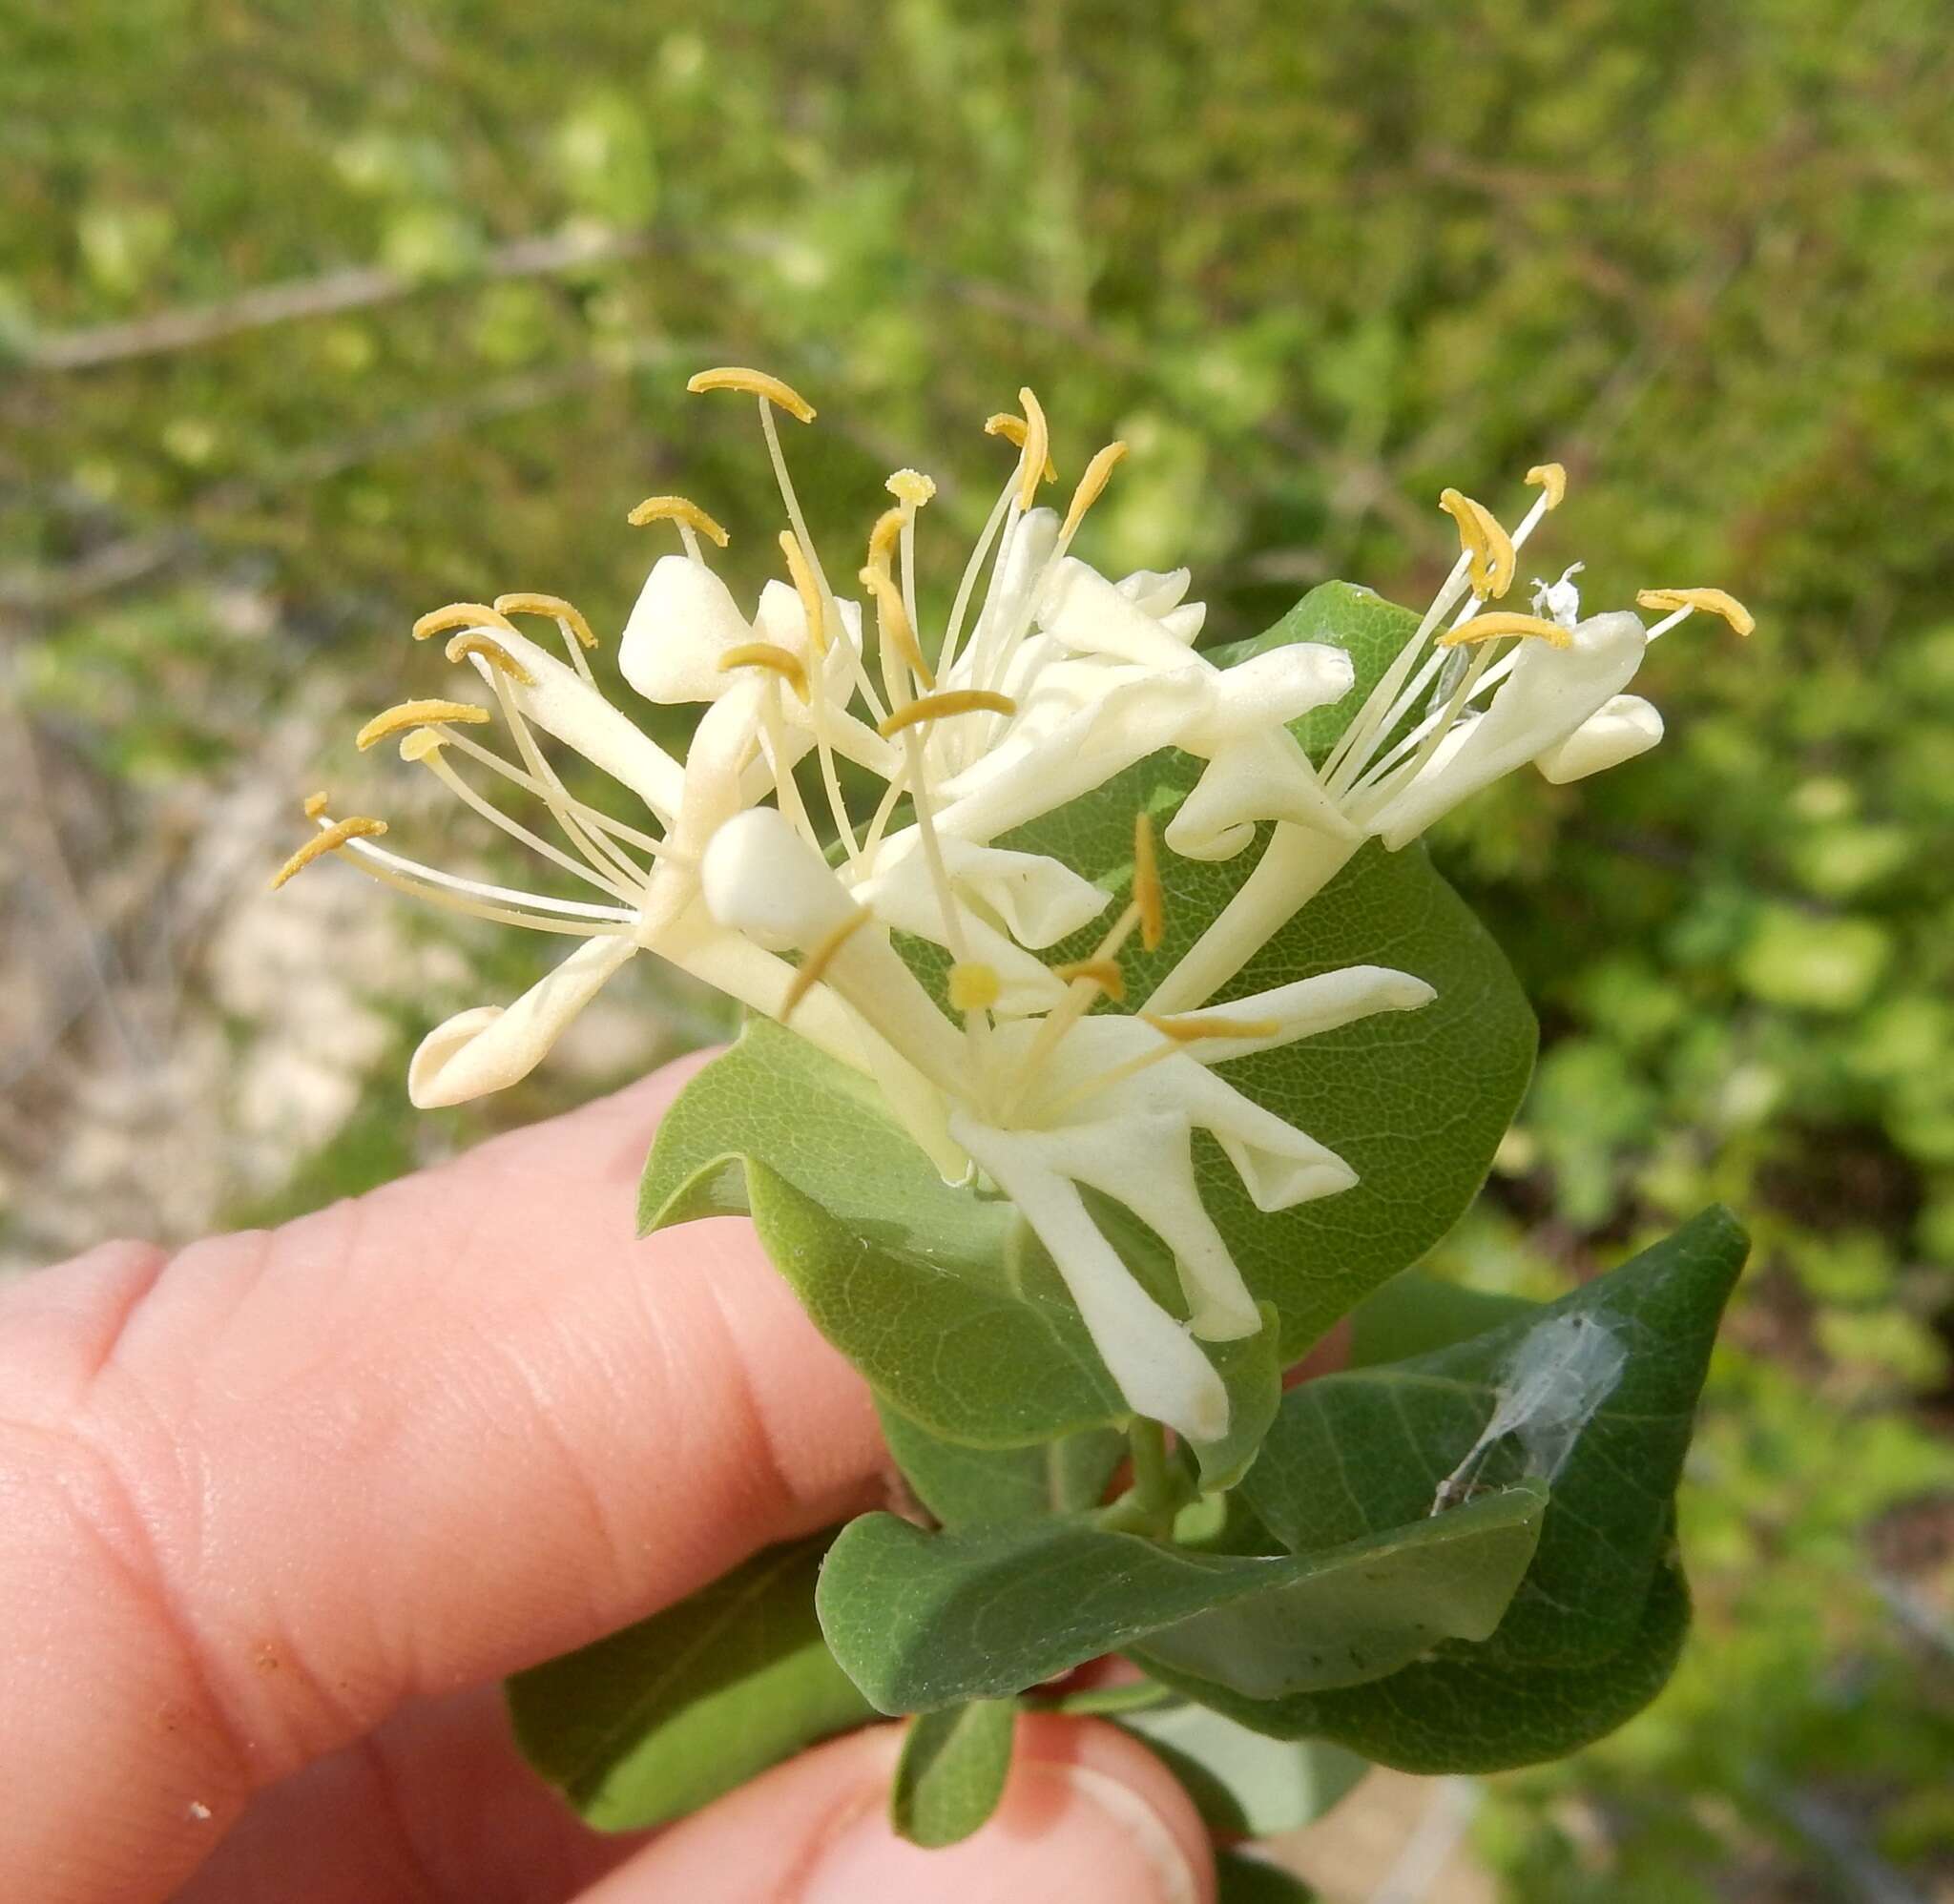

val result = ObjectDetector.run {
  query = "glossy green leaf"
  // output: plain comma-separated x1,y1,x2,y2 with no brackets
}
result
878,1397,1125,1525
1345,1271,1539,1368
1192,1302,1283,1491
1215,1851,1320,1903
1145,1542,1693,1774
507,1534,873,1832
1115,1700,1367,1836
1240,1207,1748,1667
890,1700,1017,1847
815,1483,1545,1714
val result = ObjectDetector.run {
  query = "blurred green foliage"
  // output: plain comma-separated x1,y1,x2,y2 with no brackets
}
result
4,0,1950,1894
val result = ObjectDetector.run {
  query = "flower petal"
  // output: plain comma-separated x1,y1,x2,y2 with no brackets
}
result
619,554,758,704
950,1115,1232,1442
1534,693,1664,784
1365,610,1649,850
406,933,637,1107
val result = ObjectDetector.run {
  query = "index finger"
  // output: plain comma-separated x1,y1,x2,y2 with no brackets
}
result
0,1055,883,1904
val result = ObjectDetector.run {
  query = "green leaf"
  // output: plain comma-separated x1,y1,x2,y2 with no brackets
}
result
1240,1207,1748,1668
1147,1542,1693,1774
641,1018,1125,1444
815,1483,1545,1714
890,1700,1017,1847
640,582,1533,1447
1345,1271,1539,1368
507,1534,874,1832
1115,1700,1367,1836
1239,580,1437,769
1215,1850,1320,1903
1192,1301,1283,1491
878,1397,1125,1525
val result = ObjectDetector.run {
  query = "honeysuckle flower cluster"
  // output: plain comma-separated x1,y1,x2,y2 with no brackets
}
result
275,368,1751,1438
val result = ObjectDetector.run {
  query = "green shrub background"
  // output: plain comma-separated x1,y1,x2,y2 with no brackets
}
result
4,3,1950,1894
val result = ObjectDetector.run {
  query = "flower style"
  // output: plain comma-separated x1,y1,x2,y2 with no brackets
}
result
273,365,1744,1436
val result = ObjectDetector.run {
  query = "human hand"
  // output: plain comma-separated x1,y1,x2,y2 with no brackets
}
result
3,1056,1214,1903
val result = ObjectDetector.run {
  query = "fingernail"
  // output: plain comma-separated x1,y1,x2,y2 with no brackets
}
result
800,1761,1202,1904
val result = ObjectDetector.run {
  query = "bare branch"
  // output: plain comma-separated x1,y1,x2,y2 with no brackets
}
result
22,225,655,374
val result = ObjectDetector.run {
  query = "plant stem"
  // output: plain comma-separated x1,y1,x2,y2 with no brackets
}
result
1128,1417,1173,1516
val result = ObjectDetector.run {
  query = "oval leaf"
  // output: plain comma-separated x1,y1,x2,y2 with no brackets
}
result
890,1699,1017,1847
508,1534,874,1832
815,1484,1545,1715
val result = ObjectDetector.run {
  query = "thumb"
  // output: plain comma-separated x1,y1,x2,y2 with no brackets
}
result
575,1713,1214,1904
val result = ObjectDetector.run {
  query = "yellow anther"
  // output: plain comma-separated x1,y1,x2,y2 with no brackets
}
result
301,790,330,818
717,641,811,702
865,506,906,577
685,365,816,424
411,601,519,642
947,962,1002,1011
781,907,870,1021
1052,955,1127,1004
859,567,937,690
445,631,538,685
1439,488,1517,600
1438,611,1574,651
1140,1012,1282,1045
1133,812,1164,952
355,698,490,753
399,729,447,764
985,411,1058,485
626,494,732,547
1014,386,1050,511
494,592,599,649
886,468,937,507
1636,588,1755,637
270,815,387,891
1525,463,1569,510
1060,441,1129,542
876,689,1015,738
778,530,828,657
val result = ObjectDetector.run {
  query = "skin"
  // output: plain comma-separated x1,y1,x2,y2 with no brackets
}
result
0,1056,1216,1904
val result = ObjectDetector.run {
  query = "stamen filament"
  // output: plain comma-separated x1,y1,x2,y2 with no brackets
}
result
338,844,634,937
439,728,670,859
410,741,642,902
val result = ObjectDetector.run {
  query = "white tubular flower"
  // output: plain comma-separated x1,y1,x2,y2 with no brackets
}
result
699,805,1433,1443
1147,470,1754,1012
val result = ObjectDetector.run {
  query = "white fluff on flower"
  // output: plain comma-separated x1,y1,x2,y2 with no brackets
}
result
700,806,1432,1443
